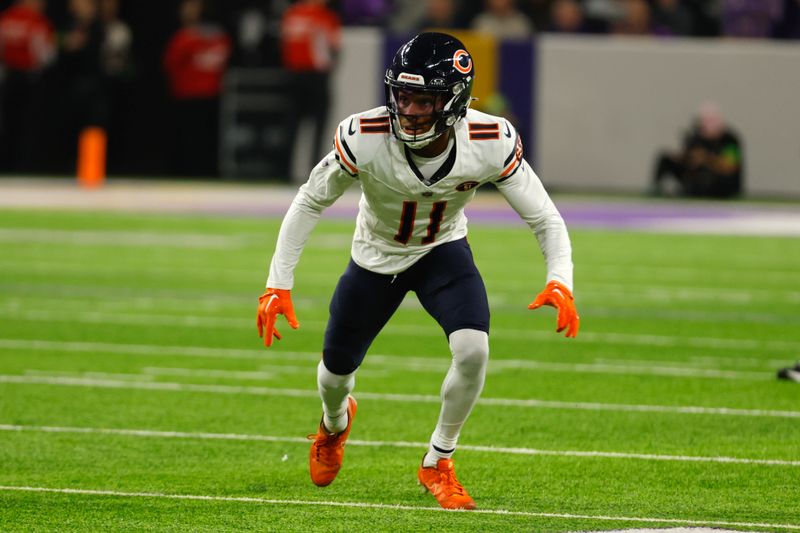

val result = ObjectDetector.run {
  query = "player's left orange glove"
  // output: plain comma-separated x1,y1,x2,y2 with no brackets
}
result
528,280,580,338
256,288,300,348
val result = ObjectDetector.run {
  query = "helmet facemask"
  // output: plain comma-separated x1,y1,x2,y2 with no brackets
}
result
386,80,471,149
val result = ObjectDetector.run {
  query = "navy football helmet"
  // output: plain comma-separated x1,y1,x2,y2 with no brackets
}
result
385,32,475,148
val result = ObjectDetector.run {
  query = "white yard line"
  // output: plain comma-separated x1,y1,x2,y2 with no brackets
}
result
1,258,795,295
24,366,387,381
23,360,771,382
0,338,303,361
5,258,799,282
3,295,797,327
0,228,248,249
1,374,797,419
0,338,785,380
3,310,800,352
1,424,797,467
0,485,796,531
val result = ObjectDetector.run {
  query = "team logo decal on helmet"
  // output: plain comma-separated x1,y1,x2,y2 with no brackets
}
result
384,32,475,149
397,73,425,85
453,50,472,74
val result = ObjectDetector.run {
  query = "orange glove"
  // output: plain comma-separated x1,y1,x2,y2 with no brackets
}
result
528,280,580,338
256,288,300,348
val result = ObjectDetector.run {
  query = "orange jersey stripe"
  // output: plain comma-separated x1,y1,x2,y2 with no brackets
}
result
335,130,358,174
500,138,523,177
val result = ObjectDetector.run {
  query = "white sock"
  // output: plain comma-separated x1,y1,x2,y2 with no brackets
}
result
317,360,356,434
423,329,489,468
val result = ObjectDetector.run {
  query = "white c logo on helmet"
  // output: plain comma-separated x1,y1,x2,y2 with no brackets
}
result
453,49,472,74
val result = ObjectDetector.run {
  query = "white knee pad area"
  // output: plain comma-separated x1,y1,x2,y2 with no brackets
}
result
448,329,489,377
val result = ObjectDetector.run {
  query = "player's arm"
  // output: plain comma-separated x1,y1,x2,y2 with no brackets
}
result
257,151,357,347
494,156,579,338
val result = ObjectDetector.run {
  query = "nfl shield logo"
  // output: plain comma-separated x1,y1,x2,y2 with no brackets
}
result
455,181,479,192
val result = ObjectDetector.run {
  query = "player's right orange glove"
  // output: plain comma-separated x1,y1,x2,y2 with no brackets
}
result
528,280,580,338
256,288,300,348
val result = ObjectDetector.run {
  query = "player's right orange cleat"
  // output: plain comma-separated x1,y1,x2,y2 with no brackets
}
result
308,396,357,487
417,458,477,510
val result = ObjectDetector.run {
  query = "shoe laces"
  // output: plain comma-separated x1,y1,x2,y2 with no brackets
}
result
437,464,466,496
307,431,344,462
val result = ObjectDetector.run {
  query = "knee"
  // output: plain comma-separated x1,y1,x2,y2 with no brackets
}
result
449,329,489,376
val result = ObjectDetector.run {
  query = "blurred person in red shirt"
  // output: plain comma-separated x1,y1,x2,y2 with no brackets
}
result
0,0,55,171
163,0,231,177
280,0,340,180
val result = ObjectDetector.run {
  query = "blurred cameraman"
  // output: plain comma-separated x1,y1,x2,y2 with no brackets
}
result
653,102,743,199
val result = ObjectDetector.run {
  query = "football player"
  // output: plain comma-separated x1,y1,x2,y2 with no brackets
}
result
256,32,580,510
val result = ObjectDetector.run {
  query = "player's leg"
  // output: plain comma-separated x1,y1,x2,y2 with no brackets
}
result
412,238,490,509
426,328,488,464
321,259,407,428
309,258,407,487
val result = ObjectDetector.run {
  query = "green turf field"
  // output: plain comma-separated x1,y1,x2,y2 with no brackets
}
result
0,207,798,532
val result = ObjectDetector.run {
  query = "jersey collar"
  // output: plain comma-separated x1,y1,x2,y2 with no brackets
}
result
402,136,458,187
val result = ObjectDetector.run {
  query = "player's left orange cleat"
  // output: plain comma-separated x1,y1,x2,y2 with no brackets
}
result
417,458,477,510
308,396,357,487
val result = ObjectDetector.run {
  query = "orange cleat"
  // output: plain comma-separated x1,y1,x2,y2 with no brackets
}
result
308,396,357,487
417,458,476,510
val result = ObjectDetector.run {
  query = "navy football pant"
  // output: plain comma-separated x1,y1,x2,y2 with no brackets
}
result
322,238,490,375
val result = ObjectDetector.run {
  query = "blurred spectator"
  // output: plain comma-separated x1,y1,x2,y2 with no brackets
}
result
232,2,273,67
684,0,720,36
584,0,624,24
55,0,107,170
388,0,428,34
522,0,555,30
341,0,392,26
100,0,130,76
721,0,784,38
472,0,535,38
418,0,465,31
651,0,694,36
652,102,743,198
163,0,231,177
546,0,585,33
545,0,609,33
99,0,132,173
0,0,55,172
280,0,340,179
389,0,470,35
611,0,651,35
775,0,800,38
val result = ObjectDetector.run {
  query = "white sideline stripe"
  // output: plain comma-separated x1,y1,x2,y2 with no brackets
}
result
0,486,796,531
1,374,798,419
2,424,798,467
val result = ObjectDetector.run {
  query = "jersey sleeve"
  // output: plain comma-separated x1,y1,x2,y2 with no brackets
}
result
494,120,524,183
333,116,359,176
266,151,356,289
495,159,574,291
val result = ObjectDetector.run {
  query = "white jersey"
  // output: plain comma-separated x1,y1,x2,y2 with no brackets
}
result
267,106,574,291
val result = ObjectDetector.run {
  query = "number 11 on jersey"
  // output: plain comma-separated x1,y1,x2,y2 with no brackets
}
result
394,201,447,245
